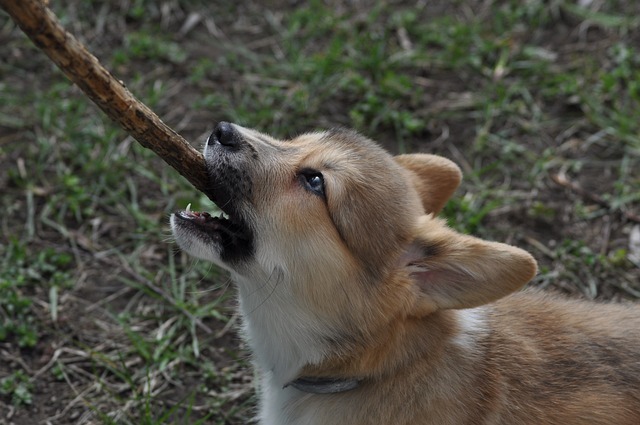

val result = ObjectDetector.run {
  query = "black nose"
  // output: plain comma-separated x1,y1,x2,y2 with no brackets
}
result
209,121,238,147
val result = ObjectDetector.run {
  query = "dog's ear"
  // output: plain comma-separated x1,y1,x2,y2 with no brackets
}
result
394,154,462,215
399,216,537,315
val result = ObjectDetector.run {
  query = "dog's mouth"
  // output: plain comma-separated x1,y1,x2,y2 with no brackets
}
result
174,203,253,261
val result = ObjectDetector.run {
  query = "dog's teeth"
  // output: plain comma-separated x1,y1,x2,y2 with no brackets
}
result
186,203,192,213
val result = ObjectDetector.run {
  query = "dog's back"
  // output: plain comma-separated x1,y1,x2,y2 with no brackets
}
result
484,292,640,424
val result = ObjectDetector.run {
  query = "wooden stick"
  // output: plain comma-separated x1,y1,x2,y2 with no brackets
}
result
0,0,213,200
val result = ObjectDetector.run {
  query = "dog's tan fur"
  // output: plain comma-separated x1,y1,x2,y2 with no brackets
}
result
171,123,640,424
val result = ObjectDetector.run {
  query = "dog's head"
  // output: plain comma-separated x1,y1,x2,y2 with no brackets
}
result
171,122,536,339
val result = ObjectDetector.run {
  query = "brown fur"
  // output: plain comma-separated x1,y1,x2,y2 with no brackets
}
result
171,123,640,424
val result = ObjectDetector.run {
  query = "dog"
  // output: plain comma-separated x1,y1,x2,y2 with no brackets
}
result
171,122,640,424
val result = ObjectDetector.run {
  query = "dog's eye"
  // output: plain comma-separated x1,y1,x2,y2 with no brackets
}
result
301,171,325,197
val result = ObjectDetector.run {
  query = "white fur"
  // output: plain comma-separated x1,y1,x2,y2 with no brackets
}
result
169,215,226,268
171,215,332,384
234,271,331,385
452,307,488,352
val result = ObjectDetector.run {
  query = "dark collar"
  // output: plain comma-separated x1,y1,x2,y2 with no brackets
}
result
285,376,361,394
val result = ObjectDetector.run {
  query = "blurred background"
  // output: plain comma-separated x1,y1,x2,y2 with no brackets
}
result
1,0,639,423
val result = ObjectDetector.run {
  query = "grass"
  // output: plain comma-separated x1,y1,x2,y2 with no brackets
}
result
1,0,639,423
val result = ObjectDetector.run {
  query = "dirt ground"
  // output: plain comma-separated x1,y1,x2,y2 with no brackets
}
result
1,1,639,424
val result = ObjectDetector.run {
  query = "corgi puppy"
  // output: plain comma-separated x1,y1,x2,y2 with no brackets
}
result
171,122,640,425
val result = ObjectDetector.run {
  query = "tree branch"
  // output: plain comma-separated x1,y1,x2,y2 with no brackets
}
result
0,0,213,200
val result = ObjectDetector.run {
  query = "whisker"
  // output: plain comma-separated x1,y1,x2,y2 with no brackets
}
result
247,267,283,316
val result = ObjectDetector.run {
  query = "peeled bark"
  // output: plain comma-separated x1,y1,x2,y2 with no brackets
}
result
0,0,213,199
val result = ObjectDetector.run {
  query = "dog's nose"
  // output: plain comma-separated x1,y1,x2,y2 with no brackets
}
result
210,121,238,148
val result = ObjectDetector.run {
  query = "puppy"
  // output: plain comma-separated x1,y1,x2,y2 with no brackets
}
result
171,122,640,425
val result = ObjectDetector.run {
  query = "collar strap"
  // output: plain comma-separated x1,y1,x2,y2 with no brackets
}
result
286,376,361,394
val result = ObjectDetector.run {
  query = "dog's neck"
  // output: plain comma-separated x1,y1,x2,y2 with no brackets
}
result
234,272,337,385
295,307,489,386
236,270,487,386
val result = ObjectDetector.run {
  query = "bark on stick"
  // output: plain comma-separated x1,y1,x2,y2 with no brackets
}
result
0,0,213,199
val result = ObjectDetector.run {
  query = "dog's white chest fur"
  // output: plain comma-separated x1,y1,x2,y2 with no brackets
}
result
234,273,331,386
235,272,337,425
